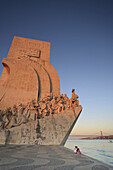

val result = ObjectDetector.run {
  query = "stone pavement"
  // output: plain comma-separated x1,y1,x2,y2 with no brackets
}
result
0,145,113,170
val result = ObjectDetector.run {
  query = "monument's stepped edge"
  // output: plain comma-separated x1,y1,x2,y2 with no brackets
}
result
0,36,82,145
0,106,82,145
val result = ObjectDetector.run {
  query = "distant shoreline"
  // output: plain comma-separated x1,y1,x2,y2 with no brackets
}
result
69,135,113,140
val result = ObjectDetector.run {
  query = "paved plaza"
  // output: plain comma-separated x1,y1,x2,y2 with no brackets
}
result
0,145,113,170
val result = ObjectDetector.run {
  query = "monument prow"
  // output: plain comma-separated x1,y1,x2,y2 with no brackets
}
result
0,37,82,145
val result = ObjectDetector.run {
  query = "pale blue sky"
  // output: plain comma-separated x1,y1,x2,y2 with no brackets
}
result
0,0,113,135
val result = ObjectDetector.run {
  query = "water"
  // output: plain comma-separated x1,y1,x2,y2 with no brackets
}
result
65,138,113,166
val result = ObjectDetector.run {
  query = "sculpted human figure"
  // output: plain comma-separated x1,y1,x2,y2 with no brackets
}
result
9,105,18,128
23,103,30,121
47,97,54,116
3,107,12,128
44,97,51,116
0,110,4,129
56,94,61,103
0,119,3,130
39,100,46,117
17,104,23,124
21,111,27,124
6,107,12,120
25,100,37,121
32,99,37,108
64,94,70,109
36,104,42,119
50,96,57,114
17,104,27,124
70,89,79,108
32,99,40,120
12,105,18,115
2,108,11,128
2,114,8,128
57,94,65,112
40,97,52,117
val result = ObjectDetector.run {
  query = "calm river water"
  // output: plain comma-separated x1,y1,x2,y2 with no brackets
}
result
65,138,113,166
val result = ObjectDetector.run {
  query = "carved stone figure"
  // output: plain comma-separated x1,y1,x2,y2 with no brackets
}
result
50,96,57,114
57,94,65,113
70,89,79,107
0,120,3,130
27,101,37,121
64,94,70,109
0,110,4,129
3,107,12,128
17,104,27,124
9,105,18,128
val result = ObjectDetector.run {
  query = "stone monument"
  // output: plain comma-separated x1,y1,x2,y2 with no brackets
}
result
0,36,82,145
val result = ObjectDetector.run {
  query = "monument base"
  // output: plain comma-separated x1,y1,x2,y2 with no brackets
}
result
0,106,82,145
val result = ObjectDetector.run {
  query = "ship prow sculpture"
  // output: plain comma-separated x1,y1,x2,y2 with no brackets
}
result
0,36,82,145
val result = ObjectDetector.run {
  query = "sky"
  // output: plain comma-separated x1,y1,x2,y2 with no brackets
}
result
0,0,113,136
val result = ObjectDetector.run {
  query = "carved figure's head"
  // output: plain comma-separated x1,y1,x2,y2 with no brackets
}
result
60,94,63,98
72,89,75,93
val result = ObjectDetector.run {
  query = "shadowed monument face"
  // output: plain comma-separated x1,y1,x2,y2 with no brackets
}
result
0,36,60,109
